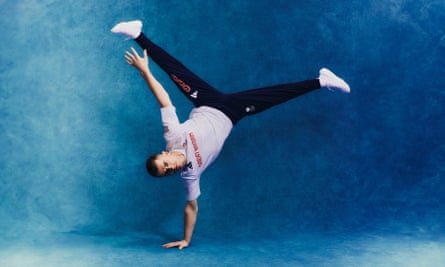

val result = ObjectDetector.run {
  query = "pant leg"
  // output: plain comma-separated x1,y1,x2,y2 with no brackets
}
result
223,79,321,124
135,33,320,125
135,33,224,107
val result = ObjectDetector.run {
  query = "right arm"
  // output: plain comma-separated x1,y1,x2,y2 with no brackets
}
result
162,199,198,250
125,47,172,108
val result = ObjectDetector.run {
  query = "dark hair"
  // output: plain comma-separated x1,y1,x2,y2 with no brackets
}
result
146,154,161,177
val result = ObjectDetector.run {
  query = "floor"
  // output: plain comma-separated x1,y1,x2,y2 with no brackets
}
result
1,230,443,267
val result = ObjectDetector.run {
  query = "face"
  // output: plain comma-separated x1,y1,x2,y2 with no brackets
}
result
154,151,186,176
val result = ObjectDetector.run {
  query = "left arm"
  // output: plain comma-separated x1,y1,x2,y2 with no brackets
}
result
163,200,198,250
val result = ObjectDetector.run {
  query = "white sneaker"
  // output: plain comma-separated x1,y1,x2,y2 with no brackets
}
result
319,68,350,93
111,20,143,39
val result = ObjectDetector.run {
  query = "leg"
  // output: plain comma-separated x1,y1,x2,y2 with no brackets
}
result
135,33,224,107
111,20,224,107
222,79,321,124
216,69,350,124
112,21,350,124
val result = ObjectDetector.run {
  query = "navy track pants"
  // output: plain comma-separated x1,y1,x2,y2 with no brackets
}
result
135,33,320,125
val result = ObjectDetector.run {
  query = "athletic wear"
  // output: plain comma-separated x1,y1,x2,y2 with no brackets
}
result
132,33,335,201
319,68,351,93
162,106,232,200
110,20,142,39
135,34,321,125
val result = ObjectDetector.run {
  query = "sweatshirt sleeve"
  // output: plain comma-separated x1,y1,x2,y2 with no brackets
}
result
160,106,183,151
182,174,201,201
161,106,180,132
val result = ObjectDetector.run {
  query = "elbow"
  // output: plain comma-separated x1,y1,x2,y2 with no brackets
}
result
160,98,172,108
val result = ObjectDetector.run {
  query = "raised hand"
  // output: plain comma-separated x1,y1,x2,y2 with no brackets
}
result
125,47,149,73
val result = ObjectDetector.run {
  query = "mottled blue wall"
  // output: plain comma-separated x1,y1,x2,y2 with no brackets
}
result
1,0,444,241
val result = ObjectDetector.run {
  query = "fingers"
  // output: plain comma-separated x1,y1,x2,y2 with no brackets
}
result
125,48,140,65
130,47,140,58
162,240,188,250
162,241,180,248
125,51,133,65
123,47,150,70
125,47,148,66
163,243,173,249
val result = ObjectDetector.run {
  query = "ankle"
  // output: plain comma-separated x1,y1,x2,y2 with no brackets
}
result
318,77,327,87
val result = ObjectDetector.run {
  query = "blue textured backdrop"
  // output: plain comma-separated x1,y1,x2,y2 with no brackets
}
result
0,0,444,266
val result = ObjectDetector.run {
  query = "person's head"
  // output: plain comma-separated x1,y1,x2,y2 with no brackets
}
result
146,151,187,177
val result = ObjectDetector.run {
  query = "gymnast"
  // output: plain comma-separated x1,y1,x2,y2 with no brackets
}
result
111,20,350,249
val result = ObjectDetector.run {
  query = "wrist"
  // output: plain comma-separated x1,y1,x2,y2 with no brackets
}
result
139,69,150,76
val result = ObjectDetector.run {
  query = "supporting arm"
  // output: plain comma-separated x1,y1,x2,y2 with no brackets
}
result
163,200,198,250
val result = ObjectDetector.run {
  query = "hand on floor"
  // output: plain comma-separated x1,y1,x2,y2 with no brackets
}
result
163,240,189,250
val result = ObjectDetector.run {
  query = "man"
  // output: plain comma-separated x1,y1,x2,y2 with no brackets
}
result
111,20,350,249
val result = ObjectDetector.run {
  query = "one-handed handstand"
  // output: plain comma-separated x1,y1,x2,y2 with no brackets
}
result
111,20,350,250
